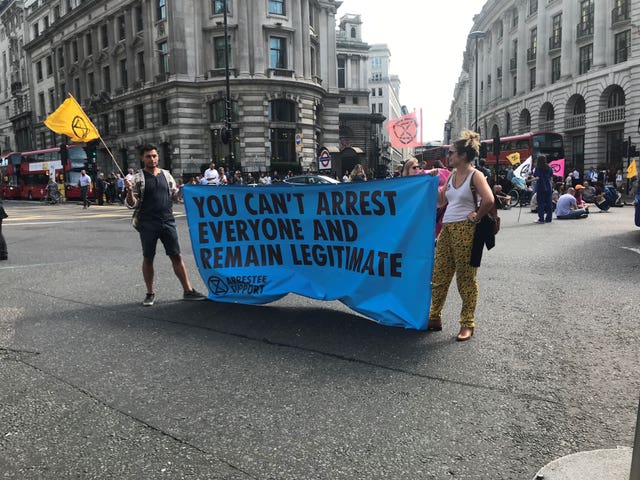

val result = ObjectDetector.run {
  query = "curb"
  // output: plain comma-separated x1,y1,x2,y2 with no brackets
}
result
533,447,632,480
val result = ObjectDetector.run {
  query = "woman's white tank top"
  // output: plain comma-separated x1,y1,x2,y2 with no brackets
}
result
442,171,477,223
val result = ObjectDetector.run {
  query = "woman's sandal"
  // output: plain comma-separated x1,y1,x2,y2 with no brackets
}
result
456,326,474,341
427,319,442,331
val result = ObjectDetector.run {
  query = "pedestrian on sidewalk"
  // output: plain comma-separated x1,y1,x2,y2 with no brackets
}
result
77,169,92,209
0,199,8,260
124,144,206,306
428,130,495,341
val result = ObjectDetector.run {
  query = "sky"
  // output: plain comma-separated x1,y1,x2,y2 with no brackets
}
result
337,0,488,142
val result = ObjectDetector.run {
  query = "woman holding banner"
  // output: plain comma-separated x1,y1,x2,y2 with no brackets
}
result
428,130,494,341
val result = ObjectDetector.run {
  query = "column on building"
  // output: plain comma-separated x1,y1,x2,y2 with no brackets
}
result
326,5,338,92
536,2,548,88
501,12,510,99
292,0,304,79
560,1,574,79
301,0,311,79
345,54,352,89
237,0,250,77
252,0,266,77
516,3,527,95
318,7,329,87
592,0,607,68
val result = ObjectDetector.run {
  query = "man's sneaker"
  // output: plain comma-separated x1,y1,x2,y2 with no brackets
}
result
183,288,206,301
143,292,155,306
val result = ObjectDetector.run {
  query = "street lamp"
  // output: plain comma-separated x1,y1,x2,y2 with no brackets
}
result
468,31,485,137
444,121,452,145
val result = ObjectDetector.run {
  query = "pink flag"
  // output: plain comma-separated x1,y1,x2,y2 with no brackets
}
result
549,158,565,178
386,112,421,149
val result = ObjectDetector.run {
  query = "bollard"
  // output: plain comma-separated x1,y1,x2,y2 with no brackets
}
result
631,396,640,480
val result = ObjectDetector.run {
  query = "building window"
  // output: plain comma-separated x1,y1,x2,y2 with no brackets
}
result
103,65,111,92
529,68,536,90
137,51,146,83
352,97,358,105
118,15,126,41
371,88,375,97
36,61,43,81
350,27,356,39
135,5,144,31
209,99,239,122
73,77,81,101
212,0,230,14
269,37,287,69
607,87,625,108
33,23,39,38
337,57,345,88
614,30,630,64
157,0,166,21
158,41,169,74
579,43,592,74
38,92,45,119
117,109,126,133
72,40,78,62
378,103,383,113
269,99,296,122
551,56,561,84
378,88,382,96
214,36,231,69
135,104,144,129
578,0,594,37
506,112,511,134
54,5,60,20
268,0,285,15
550,14,562,49
513,75,517,96
270,129,295,162
101,113,110,135
119,58,128,89
529,27,537,58
529,0,537,16
101,24,109,49
88,72,95,95
159,99,169,125
86,32,93,56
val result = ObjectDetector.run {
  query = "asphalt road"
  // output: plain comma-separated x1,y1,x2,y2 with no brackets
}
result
0,199,638,480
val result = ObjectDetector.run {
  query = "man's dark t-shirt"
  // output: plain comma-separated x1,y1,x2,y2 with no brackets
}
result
138,170,173,226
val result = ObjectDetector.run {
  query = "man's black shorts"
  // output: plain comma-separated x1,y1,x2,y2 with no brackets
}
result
138,220,181,258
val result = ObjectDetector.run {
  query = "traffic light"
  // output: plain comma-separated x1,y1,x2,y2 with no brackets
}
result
86,140,98,163
60,144,68,167
621,140,629,156
479,142,488,158
630,144,638,157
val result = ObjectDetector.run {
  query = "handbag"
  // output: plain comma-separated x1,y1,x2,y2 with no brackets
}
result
470,172,500,235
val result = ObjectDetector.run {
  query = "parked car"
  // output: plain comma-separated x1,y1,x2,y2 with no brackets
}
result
283,175,340,185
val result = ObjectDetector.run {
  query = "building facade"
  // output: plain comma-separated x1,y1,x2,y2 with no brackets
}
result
18,0,342,179
449,0,639,173
368,43,408,169
335,13,384,178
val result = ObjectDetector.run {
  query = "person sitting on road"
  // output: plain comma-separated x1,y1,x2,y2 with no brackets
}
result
493,184,511,209
581,181,597,203
556,187,588,219
574,185,591,213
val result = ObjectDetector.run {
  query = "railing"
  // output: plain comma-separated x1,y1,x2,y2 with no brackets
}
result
269,68,294,78
598,106,625,125
576,20,593,39
527,48,536,62
611,2,629,25
509,57,517,71
564,113,585,130
549,35,561,51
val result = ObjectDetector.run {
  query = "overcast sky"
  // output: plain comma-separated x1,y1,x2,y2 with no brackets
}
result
337,0,487,142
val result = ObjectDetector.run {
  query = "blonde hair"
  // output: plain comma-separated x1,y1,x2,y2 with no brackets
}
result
453,130,481,162
402,157,419,176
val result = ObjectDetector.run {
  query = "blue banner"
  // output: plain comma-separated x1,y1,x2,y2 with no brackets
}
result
182,175,438,330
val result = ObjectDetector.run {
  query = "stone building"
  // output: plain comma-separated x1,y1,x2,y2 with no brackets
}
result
335,13,384,179
449,0,639,173
19,0,342,180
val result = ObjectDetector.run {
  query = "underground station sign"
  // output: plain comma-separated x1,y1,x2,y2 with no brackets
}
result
318,149,332,170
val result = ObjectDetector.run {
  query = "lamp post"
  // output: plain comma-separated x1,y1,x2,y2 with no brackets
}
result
444,121,452,145
468,31,485,137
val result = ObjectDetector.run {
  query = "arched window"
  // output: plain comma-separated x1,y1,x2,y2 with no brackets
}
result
520,109,531,132
350,27,356,38
607,86,625,108
506,112,512,134
573,96,586,115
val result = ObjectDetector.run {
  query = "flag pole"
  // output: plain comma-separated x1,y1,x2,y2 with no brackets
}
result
98,137,125,177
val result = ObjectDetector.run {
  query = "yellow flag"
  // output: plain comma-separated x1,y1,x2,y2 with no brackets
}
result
627,159,637,179
506,152,520,165
44,94,100,142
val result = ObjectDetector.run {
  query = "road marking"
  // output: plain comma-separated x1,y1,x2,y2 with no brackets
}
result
0,261,75,270
621,247,640,256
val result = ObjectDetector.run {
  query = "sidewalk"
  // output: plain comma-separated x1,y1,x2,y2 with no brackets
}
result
533,447,632,480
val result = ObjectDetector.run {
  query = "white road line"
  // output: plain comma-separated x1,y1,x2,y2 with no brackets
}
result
0,261,75,270
620,247,640,256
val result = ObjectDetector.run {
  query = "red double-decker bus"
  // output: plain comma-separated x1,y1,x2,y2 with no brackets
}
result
414,144,450,168
0,144,97,200
482,132,565,168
